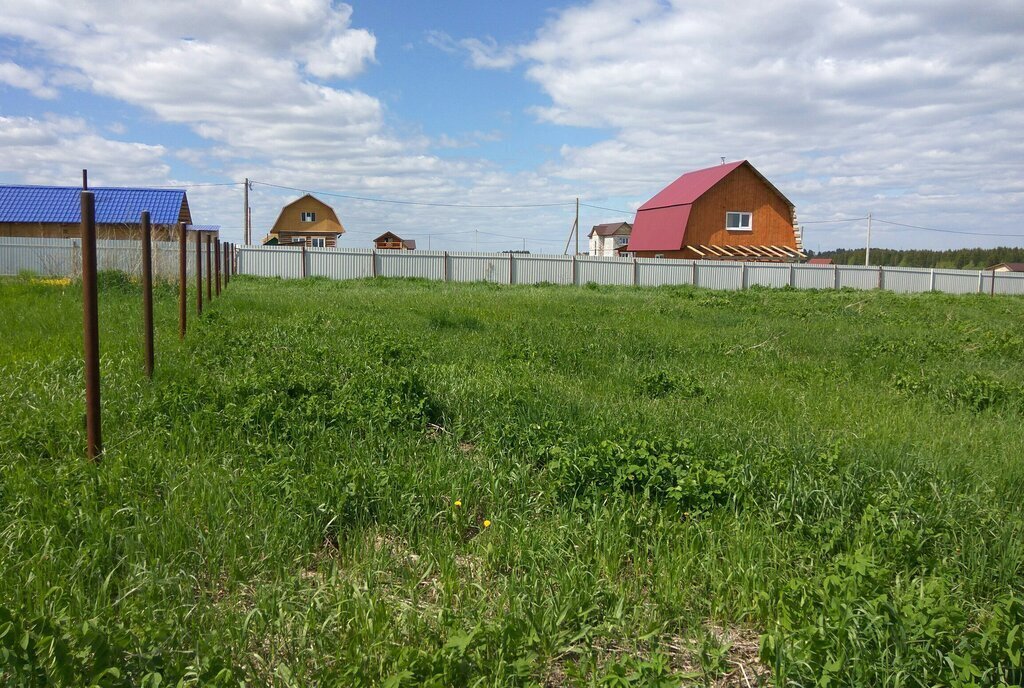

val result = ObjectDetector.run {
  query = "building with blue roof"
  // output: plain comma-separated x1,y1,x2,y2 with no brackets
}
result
0,185,211,241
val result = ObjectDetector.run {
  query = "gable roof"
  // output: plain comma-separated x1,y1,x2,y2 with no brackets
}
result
588,221,632,238
373,231,403,242
270,194,344,235
0,185,190,225
989,262,1024,272
628,160,793,252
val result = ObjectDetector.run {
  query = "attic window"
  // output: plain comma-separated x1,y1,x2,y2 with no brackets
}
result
301,212,316,222
726,212,752,231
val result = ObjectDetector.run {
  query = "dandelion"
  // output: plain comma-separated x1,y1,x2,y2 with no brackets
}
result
483,519,491,528
454,500,462,508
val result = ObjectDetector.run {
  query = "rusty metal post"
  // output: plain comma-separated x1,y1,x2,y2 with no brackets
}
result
178,222,187,339
205,234,212,301
223,241,229,288
141,211,154,378
215,239,222,296
81,191,102,461
196,230,203,316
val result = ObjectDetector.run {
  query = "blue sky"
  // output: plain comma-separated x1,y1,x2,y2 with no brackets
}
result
1,0,1023,252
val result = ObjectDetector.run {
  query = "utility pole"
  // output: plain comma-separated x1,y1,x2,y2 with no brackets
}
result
575,197,579,255
865,212,872,266
243,177,249,245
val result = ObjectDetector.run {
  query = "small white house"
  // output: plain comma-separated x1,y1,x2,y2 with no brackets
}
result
588,222,632,257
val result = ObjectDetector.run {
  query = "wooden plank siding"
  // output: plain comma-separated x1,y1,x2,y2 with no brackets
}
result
265,194,344,247
632,163,796,260
0,222,208,242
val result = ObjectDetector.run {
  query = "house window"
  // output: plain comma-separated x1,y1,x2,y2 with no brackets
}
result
655,253,665,259
291,236,305,243
726,212,752,231
301,212,316,222
614,236,629,246
311,237,325,248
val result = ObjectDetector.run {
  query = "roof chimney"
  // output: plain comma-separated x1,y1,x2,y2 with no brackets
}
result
82,169,88,190
720,157,725,165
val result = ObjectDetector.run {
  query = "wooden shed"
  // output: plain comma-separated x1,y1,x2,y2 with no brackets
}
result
0,185,195,241
627,161,804,261
373,231,415,250
263,194,344,247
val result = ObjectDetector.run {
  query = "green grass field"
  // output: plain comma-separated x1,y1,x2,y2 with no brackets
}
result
2,274,1024,686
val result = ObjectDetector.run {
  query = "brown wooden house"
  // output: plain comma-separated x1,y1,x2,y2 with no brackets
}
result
262,194,344,248
627,160,804,261
373,231,415,250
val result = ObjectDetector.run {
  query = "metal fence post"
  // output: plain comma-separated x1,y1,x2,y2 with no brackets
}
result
691,261,697,286
80,191,102,461
929,268,935,292
205,234,212,300
141,211,154,379
789,263,796,288
572,255,578,286
978,270,984,294
633,257,639,287
991,269,997,297
196,230,203,316
443,251,449,281
223,242,229,288
215,239,221,295
878,266,884,290
178,223,187,339
741,262,748,290
301,243,308,278
508,252,514,285
834,264,840,290
371,249,378,278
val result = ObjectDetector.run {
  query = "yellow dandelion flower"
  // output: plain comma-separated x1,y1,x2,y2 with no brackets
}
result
483,519,491,528
454,500,462,508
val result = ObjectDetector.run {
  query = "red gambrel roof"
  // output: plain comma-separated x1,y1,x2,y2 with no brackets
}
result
638,161,745,212
628,160,793,252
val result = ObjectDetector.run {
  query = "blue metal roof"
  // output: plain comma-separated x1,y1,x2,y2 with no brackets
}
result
0,185,188,225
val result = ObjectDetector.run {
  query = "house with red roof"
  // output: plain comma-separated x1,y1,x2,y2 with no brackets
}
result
627,161,804,262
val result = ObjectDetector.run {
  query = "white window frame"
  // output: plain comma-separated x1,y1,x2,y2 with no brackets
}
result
311,237,325,248
614,236,629,246
291,236,305,243
725,211,752,232
301,211,316,222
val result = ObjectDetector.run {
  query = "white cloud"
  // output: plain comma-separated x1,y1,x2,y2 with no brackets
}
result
0,61,57,99
0,115,170,185
510,0,1024,248
425,31,519,70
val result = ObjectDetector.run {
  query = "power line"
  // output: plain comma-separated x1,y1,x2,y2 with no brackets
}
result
147,182,245,188
800,217,869,224
579,202,633,214
872,218,1024,238
249,180,575,209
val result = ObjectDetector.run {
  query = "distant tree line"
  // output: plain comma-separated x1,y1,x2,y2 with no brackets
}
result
808,247,1024,269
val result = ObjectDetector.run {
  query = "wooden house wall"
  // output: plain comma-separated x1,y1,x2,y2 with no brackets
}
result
271,197,342,233
685,164,795,250
0,222,210,242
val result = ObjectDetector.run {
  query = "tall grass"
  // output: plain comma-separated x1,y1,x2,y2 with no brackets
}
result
1,275,1023,686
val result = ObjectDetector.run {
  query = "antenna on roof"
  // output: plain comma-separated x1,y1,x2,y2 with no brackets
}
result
720,157,725,165
82,169,88,190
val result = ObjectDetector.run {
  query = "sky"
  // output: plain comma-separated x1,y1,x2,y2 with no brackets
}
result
1,0,1022,253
